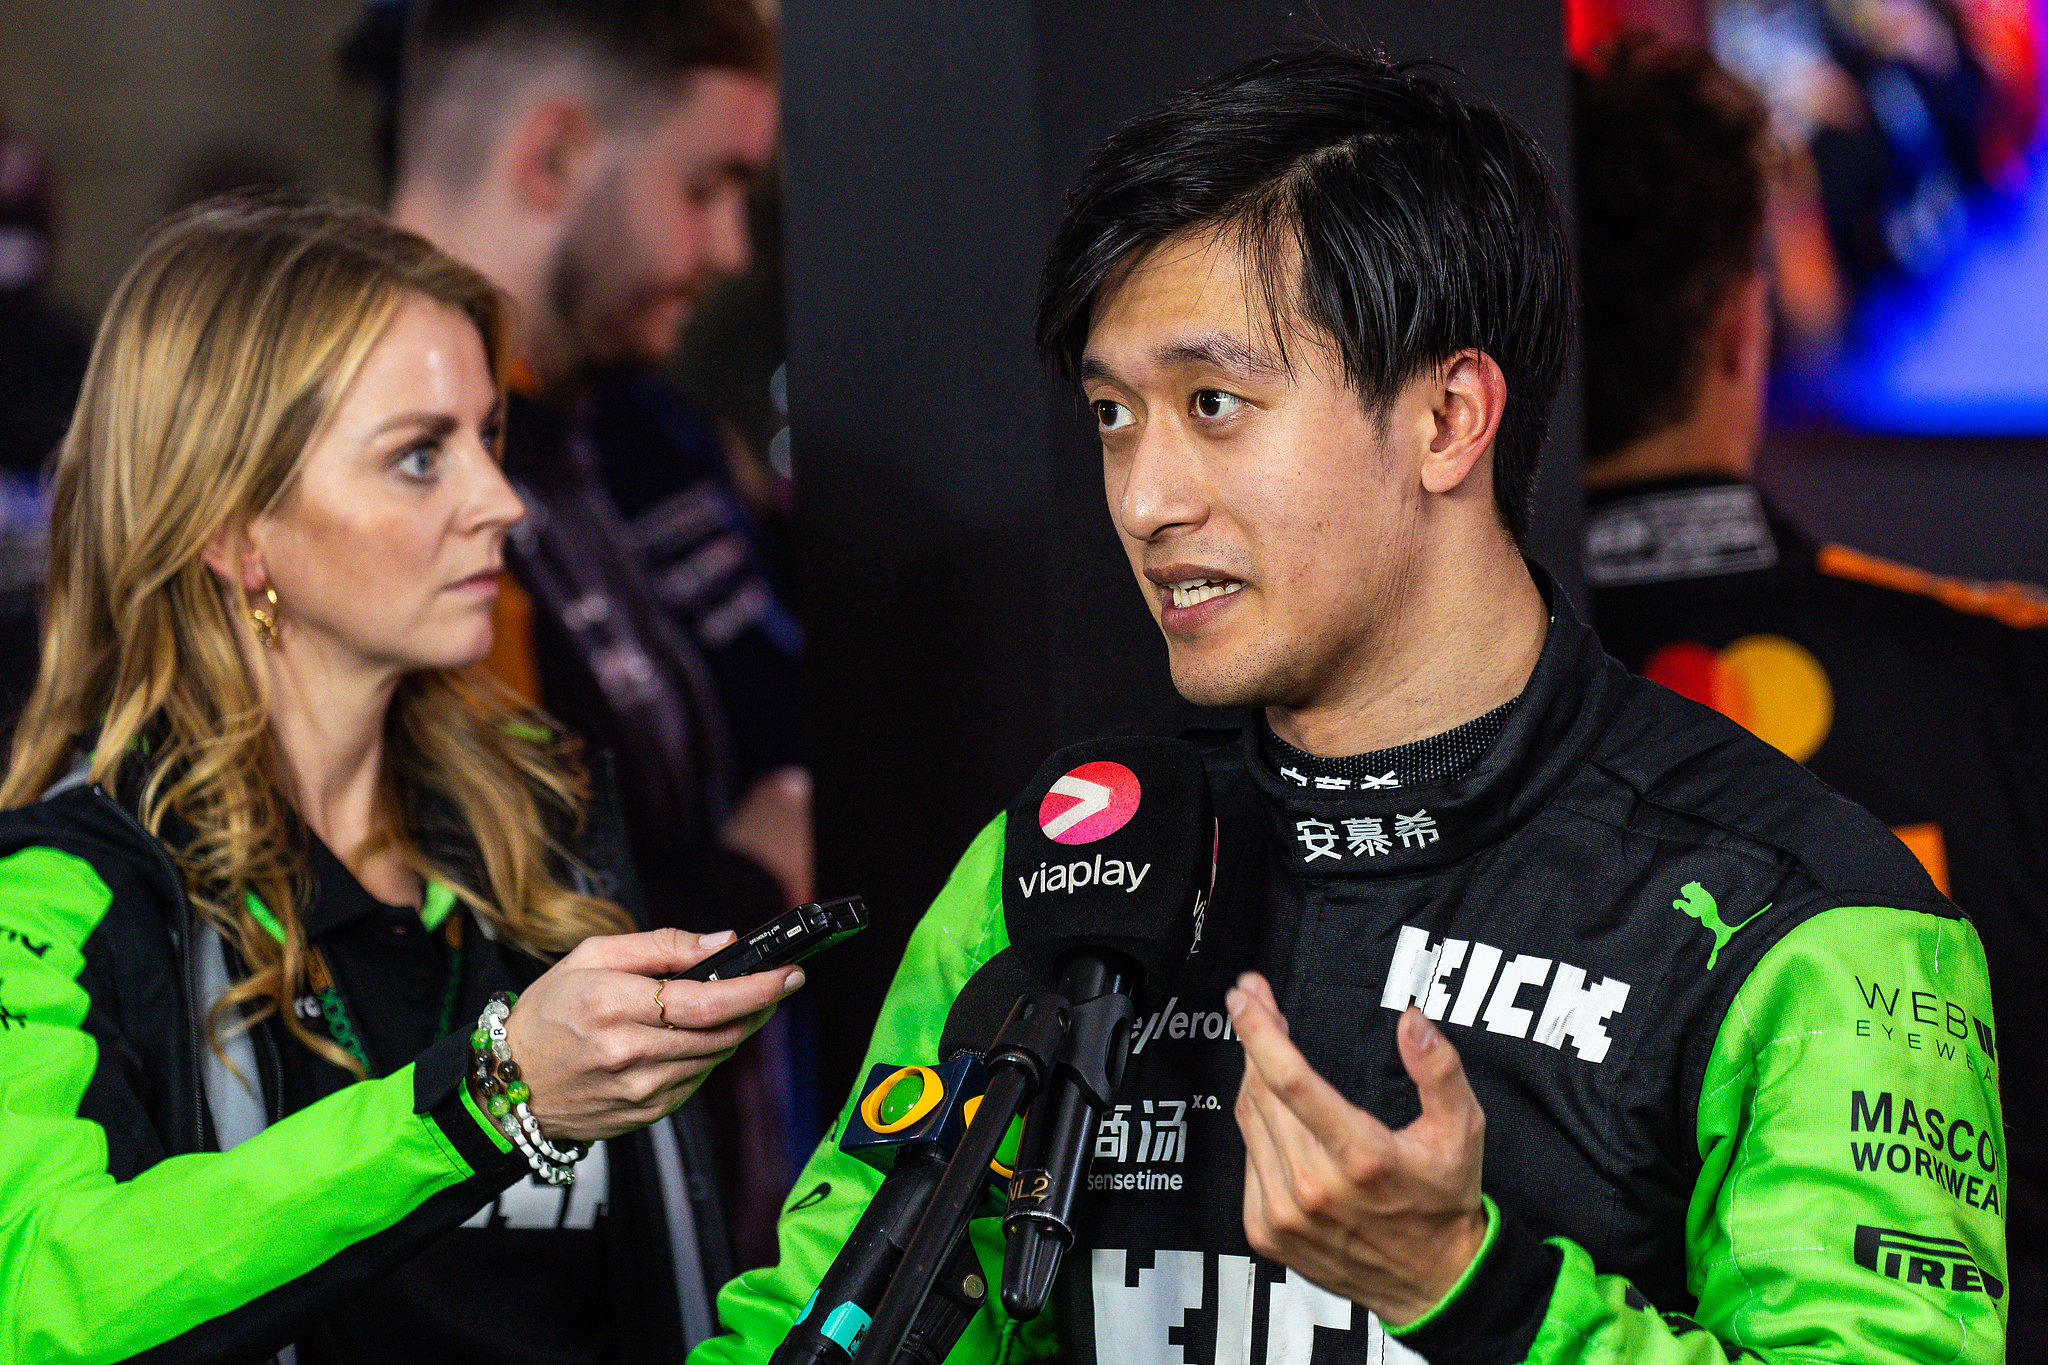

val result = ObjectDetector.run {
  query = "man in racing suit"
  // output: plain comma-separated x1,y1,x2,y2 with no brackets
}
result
691,44,2005,1365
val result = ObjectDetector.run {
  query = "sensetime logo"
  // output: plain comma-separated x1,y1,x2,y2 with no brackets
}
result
1038,761,1141,845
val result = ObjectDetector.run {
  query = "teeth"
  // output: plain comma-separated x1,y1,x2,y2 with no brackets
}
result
1168,579,1243,609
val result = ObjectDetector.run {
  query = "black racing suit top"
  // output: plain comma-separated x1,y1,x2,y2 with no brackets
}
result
698,570,2005,1365
1588,474,2048,1357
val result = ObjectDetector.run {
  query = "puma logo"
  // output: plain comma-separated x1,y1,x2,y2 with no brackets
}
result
1674,881,1769,970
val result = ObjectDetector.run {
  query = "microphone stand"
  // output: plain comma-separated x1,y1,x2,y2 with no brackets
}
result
890,1235,992,1365
999,953,1135,1317
852,992,1068,1365
774,1054,989,1365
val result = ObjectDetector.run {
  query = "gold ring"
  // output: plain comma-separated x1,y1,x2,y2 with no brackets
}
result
655,977,678,1029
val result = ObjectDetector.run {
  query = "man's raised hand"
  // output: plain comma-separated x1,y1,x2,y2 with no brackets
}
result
1227,970,1489,1327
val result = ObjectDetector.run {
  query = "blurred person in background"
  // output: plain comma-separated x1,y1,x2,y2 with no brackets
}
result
368,0,809,1266
0,192,797,1364
1576,37,2048,1354
0,123,90,724
1712,0,2013,293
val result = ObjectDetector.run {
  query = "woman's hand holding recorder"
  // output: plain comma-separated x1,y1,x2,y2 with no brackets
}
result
502,927,803,1143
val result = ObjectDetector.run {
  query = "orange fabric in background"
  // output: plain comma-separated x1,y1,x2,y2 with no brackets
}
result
479,360,546,707
1819,543,2048,629
481,571,542,707
1890,822,1952,897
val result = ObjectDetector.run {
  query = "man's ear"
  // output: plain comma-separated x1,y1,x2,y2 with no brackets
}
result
1420,350,1507,496
1717,268,1772,389
508,97,599,215
201,526,268,596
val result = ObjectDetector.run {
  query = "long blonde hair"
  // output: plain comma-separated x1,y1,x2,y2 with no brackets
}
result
2,191,630,1073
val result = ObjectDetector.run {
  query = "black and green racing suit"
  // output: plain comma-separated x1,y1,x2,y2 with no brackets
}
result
695,588,2006,1365
0,769,727,1364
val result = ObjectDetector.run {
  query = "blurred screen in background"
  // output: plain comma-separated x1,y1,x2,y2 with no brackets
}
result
1573,0,2048,435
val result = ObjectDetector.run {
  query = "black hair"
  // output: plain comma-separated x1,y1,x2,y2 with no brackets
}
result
1573,37,1768,461
1035,44,1574,545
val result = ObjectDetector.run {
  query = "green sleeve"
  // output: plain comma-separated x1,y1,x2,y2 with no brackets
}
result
694,814,1061,1365
1397,905,2006,1364
0,846,529,1364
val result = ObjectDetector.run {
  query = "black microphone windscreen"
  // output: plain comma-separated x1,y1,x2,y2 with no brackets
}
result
1001,735,1214,1013
937,950,1044,1061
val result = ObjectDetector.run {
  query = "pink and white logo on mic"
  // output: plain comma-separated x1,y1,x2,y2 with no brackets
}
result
1038,761,1141,845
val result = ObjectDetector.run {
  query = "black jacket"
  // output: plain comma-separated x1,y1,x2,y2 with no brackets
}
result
1589,475,2048,1355
704,576,2005,1365
0,768,729,1364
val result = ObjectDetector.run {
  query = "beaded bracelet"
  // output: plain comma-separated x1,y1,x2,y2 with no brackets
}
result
490,1008,584,1169
469,997,568,1184
473,994,581,1183
470,991,587,1185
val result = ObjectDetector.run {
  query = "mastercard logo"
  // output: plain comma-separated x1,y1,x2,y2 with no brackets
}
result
1643,635,1834,763
1038,761,1142,844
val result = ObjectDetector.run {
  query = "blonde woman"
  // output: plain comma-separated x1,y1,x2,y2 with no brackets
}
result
0,193,801,1363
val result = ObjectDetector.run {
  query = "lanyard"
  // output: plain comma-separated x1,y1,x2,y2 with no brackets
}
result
246,882,466,1079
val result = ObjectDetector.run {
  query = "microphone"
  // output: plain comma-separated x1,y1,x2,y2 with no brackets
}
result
999,735,1213,1004
771,955,1038,1365
849,737,1214,1365
997,736,1214,1319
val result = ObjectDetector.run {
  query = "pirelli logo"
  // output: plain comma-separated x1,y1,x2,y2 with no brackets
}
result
1854,1225,2003,1299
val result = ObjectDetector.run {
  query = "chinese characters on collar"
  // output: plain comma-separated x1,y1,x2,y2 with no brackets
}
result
1279,766,1400,791
1295,811,1438,863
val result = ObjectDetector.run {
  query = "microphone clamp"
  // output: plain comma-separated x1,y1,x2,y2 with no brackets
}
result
1054,989,1134,1108
981,991,1070,1094
997,957,1139,1319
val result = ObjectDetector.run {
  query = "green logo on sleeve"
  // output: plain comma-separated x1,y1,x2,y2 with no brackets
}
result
1674,881,1770,970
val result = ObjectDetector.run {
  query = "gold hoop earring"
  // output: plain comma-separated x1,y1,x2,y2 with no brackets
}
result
247,586,281,650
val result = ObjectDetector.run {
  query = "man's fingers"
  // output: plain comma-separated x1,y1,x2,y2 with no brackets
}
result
1237,1063,1294,1249
1238,1042,1328,1167
1395,1007,1484,1150
1228,973,1387,1156
571,926,738,978
1225,973,1291,1057
1236,971,1288,1034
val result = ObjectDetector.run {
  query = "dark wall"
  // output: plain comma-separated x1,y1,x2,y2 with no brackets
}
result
783,0,1585,1099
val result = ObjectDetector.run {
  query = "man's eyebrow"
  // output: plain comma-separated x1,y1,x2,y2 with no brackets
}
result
1077,334,1287,387
1078,354,1119,385
1155,333,1287,377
